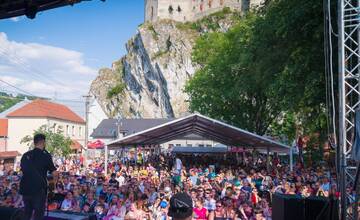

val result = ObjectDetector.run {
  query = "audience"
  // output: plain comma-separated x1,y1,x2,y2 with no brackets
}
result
0,151,341,219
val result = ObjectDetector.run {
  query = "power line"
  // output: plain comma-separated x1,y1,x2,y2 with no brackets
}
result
0,78,36,97
0,46,84,93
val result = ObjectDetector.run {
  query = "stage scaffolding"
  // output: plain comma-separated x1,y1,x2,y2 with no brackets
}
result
338,0,360,219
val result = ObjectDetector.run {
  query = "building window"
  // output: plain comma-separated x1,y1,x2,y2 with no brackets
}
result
53,123,57,132
187,144,192,147
199,144,204,147
168,5,174,14
72,126,75,136
177,5,182,12
79,127,82,137
206,144,212,147
176,144,181,147
66,125,69,136
151,6,154,19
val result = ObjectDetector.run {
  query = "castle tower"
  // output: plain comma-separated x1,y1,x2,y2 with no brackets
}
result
145,0,252,23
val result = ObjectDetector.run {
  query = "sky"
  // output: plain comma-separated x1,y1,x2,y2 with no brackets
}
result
0,0,144,111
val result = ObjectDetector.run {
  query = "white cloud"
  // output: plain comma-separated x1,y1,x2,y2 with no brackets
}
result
0,32,97,100
9,17,22,22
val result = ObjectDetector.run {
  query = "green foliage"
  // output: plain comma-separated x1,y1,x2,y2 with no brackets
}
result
186,0,327,143
175,7,241,32
152,50,169,59
147,23,159,40
107,83,126,99
0,96,21,113
175,22,199,31
269,112,297,144
0,92,38,113
106,60,126,99
21,125,73,157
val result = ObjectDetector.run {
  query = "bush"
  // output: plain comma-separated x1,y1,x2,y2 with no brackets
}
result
107,83,126,99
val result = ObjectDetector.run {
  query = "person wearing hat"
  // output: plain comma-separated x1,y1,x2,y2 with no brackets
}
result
168,192,193,220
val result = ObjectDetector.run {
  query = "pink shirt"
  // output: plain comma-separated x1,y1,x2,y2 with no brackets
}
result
193,207,207,219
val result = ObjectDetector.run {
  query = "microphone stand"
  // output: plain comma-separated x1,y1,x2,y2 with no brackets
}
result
46,187,50,218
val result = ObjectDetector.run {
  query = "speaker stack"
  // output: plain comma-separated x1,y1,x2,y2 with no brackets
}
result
0,207,96,220
272,193,339,220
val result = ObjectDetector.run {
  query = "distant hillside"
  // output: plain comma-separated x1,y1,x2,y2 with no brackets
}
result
0,92,37,113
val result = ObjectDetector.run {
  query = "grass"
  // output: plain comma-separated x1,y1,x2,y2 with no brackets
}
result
147,23,159,40
152,50,169,60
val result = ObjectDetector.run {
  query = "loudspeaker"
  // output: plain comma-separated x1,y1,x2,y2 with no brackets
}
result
272,193,304,220
0,206,24,220
272,194,340,220
305,196,339,220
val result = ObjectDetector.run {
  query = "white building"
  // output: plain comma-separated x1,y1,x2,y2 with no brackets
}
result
88,93,108,142
4,99,85,155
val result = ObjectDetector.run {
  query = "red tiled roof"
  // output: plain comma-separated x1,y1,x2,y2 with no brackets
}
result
7,99,85,124
0,151,20,159
71,140,82,150
0,119,8,137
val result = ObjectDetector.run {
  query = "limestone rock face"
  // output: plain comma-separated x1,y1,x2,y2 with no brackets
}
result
90,13,239,118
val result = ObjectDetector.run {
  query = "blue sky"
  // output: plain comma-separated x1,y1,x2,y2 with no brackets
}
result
0,0,144,104
1,0,144,68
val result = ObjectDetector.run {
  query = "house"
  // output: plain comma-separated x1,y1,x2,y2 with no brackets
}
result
3,99,86,155
0,118,8,152
91,118,173,144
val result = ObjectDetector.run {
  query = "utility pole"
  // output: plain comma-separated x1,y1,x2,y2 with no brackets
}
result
83,94,91,154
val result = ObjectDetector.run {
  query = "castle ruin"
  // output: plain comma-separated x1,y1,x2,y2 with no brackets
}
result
145,0,262,23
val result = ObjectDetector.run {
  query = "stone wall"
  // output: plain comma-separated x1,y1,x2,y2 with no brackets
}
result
145,0,245,23
145,0,159,22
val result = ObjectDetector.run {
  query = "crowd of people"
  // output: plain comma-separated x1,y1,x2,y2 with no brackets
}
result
0,151,339,220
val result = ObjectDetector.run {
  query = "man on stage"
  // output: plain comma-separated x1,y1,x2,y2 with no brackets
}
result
20,134,58,220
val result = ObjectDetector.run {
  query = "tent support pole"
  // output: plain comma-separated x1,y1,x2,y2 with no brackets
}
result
266,147,270,173
290,146,293,172
105,144,108,175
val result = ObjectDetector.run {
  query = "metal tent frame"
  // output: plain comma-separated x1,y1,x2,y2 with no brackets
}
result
108,113,290,153
106,113,292,175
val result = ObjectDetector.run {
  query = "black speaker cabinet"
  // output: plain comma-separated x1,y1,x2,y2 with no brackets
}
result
272,194,339,220
272,193,305,220
305,196,339,220
0,206,24,220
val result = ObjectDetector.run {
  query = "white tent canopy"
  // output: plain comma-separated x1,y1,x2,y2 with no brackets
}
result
108,113,290,153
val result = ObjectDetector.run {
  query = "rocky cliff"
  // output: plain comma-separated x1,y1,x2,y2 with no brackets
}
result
90,9,241,118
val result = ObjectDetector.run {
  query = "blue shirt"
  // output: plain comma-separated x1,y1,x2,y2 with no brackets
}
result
189,176,198,186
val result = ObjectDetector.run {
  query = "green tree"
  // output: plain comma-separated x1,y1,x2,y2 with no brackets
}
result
21,125,73,157
185,0,327,142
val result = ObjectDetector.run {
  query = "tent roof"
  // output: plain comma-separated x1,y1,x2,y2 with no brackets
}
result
108,113,290,153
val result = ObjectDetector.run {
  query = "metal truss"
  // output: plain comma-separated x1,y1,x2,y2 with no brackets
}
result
338,0,360,219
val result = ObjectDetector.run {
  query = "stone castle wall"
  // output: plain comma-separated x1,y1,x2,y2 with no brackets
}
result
145,0,248,23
